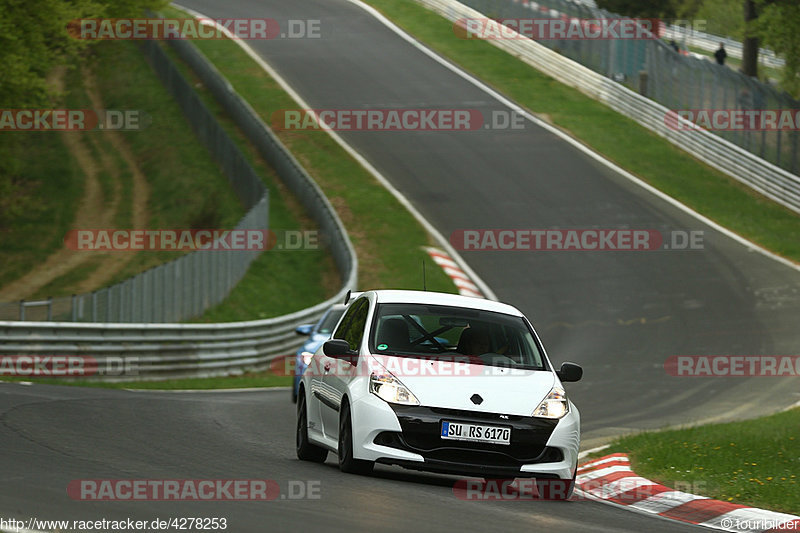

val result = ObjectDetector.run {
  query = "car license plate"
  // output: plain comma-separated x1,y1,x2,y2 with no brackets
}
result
441,421,511,445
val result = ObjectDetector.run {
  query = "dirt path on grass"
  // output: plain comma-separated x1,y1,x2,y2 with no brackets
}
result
0,67,150,303
71,67,150,293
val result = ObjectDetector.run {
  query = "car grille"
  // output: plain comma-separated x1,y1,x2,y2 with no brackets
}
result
380,405,562,468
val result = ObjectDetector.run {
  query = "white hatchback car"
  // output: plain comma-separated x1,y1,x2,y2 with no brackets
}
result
296,290,582,497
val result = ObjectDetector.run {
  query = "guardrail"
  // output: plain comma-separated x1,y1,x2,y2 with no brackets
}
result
663,24,785,69
0,38,358,380
418,0,800,214
0,39,270,323
0,298,339,381
462,0,799,175
166,37,358,288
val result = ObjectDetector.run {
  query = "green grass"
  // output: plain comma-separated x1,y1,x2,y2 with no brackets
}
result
0,132,83,287
3,7,461,390
0,40,247,299
84,41,246,283
162,5,457,295
23,64,139,299
59,7,462,382
361,0,800,262
0,369,291,390
1,37,336,320
153,40,337,321
595,408,799,514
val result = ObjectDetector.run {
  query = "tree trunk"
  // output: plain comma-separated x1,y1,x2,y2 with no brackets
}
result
742,0,759,78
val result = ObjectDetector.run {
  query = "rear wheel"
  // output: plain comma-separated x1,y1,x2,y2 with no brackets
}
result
338,401,373,475
296,390,327,463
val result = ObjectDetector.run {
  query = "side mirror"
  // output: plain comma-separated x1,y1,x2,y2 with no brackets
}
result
556,362,583,383
295,324,313,336
323,339,355,360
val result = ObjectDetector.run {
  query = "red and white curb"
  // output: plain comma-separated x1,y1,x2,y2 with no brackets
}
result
424,247,483,298
577,453,800,532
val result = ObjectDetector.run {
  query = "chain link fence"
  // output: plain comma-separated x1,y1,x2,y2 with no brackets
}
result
165,37,357,292
0,33,358,380
1,32,358,325
0,200,267,323
460,0,800,175
0,40,269,323
663,23,784,69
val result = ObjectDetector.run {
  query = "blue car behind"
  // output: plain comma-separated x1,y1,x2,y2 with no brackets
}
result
292,304,347,402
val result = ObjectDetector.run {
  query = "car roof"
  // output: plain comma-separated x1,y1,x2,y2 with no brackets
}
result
366,290,524,317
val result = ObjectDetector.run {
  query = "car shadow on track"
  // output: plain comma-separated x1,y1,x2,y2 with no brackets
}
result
312,459,460,488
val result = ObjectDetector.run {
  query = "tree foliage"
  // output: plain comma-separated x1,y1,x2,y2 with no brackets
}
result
754,0,800,97
0,0,168,231
0,0,168,108
693,0,745,39
595,0,679,18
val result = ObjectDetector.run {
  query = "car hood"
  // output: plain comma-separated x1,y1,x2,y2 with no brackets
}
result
367,354,556,417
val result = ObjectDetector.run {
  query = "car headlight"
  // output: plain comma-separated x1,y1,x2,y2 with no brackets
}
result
533,386,569,419
369,372,420,405
301,351,314,366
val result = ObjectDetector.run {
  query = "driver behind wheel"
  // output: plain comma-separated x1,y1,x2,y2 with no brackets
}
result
457,326,491,356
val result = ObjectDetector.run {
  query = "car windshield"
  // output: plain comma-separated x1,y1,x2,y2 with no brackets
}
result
316,308,345,335
369,303,546,370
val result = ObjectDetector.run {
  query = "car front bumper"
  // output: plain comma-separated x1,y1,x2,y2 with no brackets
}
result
350,394,579,479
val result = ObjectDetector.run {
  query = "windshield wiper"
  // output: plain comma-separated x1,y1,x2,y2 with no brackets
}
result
402,314,446,351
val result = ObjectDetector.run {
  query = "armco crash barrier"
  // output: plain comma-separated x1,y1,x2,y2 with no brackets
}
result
414,0,800,214
0,37,357,380
0,300,343,382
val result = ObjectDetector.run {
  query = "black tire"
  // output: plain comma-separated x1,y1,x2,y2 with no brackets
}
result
337,401,373,475
541,470,576,501
296,390,327,463
564,469,577,500
291,386,297,404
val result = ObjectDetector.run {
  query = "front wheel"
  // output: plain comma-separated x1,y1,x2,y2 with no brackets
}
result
296,391,327,463
338,401,373,475
540,471,576,501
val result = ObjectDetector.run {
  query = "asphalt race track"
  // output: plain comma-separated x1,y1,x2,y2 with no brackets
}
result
175,0,800,436
0,384,700,531
1,0,799,530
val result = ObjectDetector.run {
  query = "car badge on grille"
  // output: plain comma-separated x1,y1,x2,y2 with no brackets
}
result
470,394,483,405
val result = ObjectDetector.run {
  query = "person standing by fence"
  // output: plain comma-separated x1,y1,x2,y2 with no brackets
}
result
714,43,727,65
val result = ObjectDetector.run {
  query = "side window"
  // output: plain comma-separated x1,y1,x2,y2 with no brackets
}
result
333,298,369,352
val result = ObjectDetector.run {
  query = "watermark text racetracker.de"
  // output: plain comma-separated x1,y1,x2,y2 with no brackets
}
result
0,109,148,131
665,109,800,132
0,356,138,378
2,516,229,532
68,479,321,501
665,355,800,377
450,229,704,251
453,478,715,501
273,353,542,379
453,17,662,40
64,229,320,252
67,18,321,40
271,109,526,131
